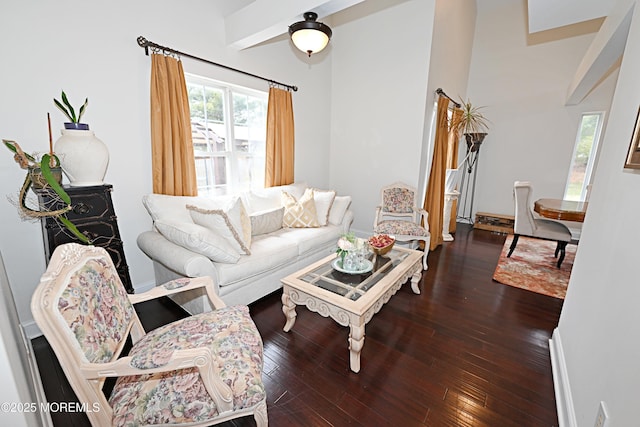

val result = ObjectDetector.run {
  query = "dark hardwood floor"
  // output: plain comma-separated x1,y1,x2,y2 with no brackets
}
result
32,224,563,426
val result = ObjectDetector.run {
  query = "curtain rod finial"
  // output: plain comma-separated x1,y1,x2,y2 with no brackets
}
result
137,36,150,55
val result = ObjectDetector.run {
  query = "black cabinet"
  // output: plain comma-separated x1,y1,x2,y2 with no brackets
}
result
36,184,133,293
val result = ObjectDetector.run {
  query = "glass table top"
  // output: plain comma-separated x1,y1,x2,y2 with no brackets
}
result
298,249,410,301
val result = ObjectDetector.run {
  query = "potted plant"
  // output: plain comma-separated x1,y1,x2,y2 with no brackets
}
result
3,139,89,244
52,91,109,186
452,98,490,152
54,91,89,130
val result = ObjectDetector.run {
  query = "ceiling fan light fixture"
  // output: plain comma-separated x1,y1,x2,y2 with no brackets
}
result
289,12,332,57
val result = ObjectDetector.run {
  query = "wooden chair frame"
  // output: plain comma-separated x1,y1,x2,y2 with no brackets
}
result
31,243,267,426
373,181,430,270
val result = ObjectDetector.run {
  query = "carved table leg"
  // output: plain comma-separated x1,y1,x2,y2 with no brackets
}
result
411,270,422,294
282,290,297,332
349,320,365,373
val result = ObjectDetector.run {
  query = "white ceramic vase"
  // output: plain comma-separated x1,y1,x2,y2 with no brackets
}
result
54,129,109,187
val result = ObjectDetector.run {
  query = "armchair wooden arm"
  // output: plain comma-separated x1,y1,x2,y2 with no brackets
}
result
81,347,233,413
128,276,225,309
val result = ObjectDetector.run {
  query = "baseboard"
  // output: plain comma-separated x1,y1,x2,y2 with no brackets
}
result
23,320,42,340
549,328,577,427
21,325,53,426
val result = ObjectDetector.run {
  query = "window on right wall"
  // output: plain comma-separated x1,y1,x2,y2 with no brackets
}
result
564,112,605,202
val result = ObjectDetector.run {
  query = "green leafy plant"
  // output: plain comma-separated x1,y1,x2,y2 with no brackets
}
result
452,98,490,135
54,91,88,124
3,139,89,243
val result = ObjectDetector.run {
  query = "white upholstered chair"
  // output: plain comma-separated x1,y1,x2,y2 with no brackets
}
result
31,243,268,426
508,181,572,268
373,182,430,270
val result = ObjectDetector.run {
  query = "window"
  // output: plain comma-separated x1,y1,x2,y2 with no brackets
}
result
564,112,604,202
186,75,268,196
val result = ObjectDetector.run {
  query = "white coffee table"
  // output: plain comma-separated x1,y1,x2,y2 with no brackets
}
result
281,246,423,373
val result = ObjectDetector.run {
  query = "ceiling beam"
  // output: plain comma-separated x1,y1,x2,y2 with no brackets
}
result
225,0,364,50
527,0,615,34
565,0,635,105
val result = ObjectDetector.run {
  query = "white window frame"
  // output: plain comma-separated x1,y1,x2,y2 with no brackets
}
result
186,73,268,197
563,111,605,202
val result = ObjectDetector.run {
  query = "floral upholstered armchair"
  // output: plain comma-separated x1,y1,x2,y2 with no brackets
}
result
31,243,267,426
373,182,430,270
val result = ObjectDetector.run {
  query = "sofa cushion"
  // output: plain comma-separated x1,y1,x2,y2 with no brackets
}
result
187,198,252,255
277,224,342,255
215,235,299,287
282,188,319,228
154,219,241,264
312,189,336,226
250,207,284,236
329,196,352,225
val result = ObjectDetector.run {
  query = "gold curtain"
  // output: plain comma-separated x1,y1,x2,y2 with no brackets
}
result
150,54,197,196
265,87,295,187
424,97,450,251
446,107,463,233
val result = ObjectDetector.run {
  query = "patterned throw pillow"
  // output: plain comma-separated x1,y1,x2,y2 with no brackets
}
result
282,188,320,228
187,197,252,254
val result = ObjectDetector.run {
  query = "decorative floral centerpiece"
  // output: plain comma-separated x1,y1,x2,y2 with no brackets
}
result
336,232,357,263
336,232,370,272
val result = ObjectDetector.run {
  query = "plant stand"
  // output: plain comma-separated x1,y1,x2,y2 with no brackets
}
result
456,133,486,225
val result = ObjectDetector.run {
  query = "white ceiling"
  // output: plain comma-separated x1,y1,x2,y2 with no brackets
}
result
217,0,628,106
219,0,620,49
527,0,617,33
220,0,364,49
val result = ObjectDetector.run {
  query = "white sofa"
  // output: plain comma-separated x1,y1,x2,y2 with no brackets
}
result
137,182,353,313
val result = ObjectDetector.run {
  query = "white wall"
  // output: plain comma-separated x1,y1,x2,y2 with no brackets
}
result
0,0,331,333
466,0,618,219
554,0,640,424
0,252,46,426
329,0,435,234
419,0,477,200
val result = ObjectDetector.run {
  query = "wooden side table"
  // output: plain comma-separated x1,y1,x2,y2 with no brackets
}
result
36,184,133,293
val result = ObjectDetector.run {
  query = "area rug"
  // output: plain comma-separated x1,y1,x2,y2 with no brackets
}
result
492,235,576,299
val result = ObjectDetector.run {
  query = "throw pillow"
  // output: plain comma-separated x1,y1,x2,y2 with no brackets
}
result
187,197,252,255
282,188,319,228
329,196,352,225
142,193,200,223
243,182,308,213
312,189,336,226
154,219,241,263
250,207,284,236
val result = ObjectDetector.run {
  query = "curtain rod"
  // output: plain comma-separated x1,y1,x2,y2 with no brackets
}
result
136,36,298,92
435,88,461,108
